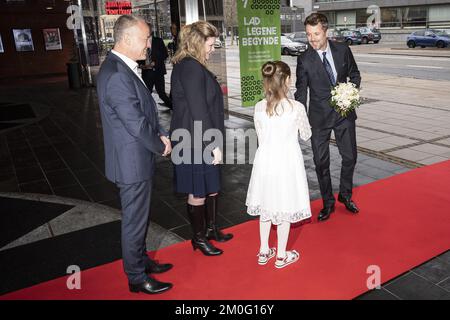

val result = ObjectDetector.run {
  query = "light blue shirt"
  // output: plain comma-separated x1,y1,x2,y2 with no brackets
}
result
316,41,337,82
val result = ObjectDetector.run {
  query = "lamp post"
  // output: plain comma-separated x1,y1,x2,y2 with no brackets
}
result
153,0,159,36
291,6,297,33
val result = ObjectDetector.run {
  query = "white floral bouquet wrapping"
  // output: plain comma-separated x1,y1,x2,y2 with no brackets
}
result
330,82,361,117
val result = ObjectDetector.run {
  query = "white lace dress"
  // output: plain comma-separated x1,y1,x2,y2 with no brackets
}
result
246,98,312,225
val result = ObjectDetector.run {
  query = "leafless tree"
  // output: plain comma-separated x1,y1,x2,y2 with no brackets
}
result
224,0,238,45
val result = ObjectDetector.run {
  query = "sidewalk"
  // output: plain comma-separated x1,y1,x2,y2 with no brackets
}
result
351,42,450,58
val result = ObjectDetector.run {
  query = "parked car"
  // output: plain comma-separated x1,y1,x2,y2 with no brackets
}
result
100,37,114,44
406,29,450,48
356,27,381,44
280,36,307,55
341,30,362,45
214,38,223,48
327,30,345,43
288,31,308,45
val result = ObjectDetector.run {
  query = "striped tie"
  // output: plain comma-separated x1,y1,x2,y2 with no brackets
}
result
322,52,336,86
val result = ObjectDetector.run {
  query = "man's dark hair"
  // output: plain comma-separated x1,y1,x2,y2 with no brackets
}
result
304,13,329,30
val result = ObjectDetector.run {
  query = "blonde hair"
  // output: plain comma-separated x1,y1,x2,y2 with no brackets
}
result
261,61,291,117
171,21,219,65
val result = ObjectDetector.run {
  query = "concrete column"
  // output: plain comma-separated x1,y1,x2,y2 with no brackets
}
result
185,0,199,24
292,0,313,17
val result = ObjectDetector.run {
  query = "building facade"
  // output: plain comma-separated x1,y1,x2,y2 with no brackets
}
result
281,1,306,33
312,0,450,30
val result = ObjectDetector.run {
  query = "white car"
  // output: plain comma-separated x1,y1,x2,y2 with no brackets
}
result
214,39,223,48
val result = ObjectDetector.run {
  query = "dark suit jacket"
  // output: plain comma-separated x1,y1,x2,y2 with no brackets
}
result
97,52,167,184
170,57,225,151
171,35,178,53
295,41,361,128
138,36,169,75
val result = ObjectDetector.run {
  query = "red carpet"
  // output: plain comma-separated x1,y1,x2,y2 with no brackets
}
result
2,161,450,300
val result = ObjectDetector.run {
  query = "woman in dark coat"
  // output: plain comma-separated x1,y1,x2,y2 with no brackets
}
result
170,21,233,256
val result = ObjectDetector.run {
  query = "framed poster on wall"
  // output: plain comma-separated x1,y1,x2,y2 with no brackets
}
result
0,34,4,53
12,29,34,52
43,28,62,50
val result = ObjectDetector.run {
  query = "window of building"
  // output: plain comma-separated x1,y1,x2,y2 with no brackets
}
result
199,0,223,16
381,6,427,28
336,10,356,29
281,25,292,34
381,7,402,28
402,6,427,27
321,11,335,27
356,8,373,28
429,5,450,27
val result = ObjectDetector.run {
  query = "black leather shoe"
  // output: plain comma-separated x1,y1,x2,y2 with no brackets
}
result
191,237,223,256
318,205,335,222
338,194,359,213
129,277,172,294
206,226,233,242
145,261,173,274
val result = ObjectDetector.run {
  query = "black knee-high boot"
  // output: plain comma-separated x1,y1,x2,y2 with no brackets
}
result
187,204,223,256
205,195,233,242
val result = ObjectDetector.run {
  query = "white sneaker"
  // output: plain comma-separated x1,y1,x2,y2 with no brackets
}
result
275,250,300,269
257,247,276,265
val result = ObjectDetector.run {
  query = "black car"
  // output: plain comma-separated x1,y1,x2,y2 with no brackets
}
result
356,27,381,44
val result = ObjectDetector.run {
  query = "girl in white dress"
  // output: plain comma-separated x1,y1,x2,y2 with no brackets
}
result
246,61,312,268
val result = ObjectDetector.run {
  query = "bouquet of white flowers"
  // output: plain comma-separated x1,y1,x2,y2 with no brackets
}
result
330,82,361,117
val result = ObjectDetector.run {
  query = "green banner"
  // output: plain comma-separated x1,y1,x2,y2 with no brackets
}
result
237,0,281,107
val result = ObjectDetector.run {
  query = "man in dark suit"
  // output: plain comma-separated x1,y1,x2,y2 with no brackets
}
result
295,13,361,222
139,23,172,109
97,15,173,294
168,22,179,56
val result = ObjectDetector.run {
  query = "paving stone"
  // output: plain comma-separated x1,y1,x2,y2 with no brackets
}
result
386,148,434,162
384,272,450,300
413,258,450,284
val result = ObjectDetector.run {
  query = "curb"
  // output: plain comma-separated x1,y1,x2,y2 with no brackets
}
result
366,51,450,58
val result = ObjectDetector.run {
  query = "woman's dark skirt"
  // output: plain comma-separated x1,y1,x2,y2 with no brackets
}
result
173,162,221,198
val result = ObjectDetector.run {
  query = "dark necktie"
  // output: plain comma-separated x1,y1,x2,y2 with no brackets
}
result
146,48,151,65
322,52,336,86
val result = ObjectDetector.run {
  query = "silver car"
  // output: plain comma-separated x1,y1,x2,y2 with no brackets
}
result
281,36,307,56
